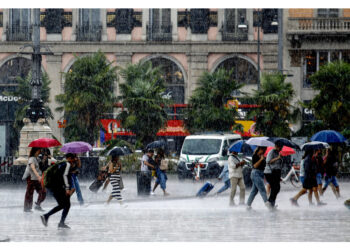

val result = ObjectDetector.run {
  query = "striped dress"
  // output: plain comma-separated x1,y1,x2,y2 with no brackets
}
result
109,162,122,201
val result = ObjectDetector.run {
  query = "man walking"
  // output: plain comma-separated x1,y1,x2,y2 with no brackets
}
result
228,150,246,206
40,153,77,229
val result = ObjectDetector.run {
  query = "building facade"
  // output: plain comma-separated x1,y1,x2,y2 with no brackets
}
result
0,8,347,155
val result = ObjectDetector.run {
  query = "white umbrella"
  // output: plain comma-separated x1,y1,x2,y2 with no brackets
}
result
245,137,275,147
301,141,330,151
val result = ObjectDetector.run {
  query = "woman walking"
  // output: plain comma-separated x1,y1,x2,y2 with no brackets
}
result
290,149,326,206
106,155,127,207
246,147,272,210
23,147,46,212
152,149,170,196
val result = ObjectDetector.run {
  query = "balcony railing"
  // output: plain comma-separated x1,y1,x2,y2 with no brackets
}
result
76,24,102,41
221,23,248,41
6,25,32,41
288,17,350,33
146,23,172,41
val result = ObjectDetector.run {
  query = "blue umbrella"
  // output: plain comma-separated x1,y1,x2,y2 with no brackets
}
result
146,140,166,150
229,140,256,154
310,130,346,143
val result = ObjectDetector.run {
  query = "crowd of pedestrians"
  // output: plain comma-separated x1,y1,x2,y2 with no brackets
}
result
20,141,344,230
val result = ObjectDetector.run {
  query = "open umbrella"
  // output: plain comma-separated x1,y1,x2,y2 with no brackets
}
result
28,138,61,148
301,141,330,151
146,140,166,150
108,146,133,156
229,140,256,154
246,137,275,147
268,137,300,150
310,130,346,143
60,141,92,154
264,146,295,157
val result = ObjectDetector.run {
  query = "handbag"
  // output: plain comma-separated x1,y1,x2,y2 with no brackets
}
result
159,159,169,171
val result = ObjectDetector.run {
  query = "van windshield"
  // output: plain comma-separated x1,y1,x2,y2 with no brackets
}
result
181,139,222,155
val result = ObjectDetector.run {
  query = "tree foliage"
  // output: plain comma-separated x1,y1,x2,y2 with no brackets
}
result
308,61,350,133
247,72,300,138
117,61,170,147
56,51,117,145
184,68,244,133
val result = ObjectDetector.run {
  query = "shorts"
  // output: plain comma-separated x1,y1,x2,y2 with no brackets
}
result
324,175,339,188
300,176,305,185
316,173,323,185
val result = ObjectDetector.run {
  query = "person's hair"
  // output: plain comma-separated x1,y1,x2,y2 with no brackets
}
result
147,149,154,154
65,153,76,159
275,141,283,148
302,149,313,159
29,147,41,157
111,155,119,162
156,148,165,159
253,146,267,156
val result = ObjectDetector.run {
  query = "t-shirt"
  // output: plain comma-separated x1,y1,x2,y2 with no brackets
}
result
252,154,266,171
27,157,41,181
141,154,150,172
264,149,283,174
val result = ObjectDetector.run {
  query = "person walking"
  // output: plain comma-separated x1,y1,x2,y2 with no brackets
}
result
264,141,283,209
140,149,155,195
69,155,85,206
246,147,272,210
106,155,127,207
40,153,77,229
290,150,327,206
152,149,170,196
23,147,46,212
314,149,325,197
228,150,246,206
322,148,340,198
216,162,230,195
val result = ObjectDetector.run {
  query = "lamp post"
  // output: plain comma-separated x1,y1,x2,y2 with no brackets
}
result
19,9,53,123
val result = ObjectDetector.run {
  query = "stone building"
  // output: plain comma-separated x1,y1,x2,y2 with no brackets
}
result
0,8,348,155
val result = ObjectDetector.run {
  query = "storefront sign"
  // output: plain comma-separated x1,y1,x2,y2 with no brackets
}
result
0,96,20,102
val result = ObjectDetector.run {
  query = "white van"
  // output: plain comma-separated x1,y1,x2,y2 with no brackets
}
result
177,133,241,179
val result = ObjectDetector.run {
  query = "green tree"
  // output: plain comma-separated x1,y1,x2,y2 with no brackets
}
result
184,68,243,133
308,61,350,133
247,72,300,138
117,61,170,147
3,72,53,154
56,51,117,145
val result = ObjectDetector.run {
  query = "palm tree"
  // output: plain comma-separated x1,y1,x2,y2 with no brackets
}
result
247,72,300,138
117,61,170,147
184,68,244,133
55,51,117,145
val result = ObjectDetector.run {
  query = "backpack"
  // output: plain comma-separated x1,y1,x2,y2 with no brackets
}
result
42,161,67,189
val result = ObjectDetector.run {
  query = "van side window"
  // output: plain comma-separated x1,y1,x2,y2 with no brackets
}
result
222,140,229,155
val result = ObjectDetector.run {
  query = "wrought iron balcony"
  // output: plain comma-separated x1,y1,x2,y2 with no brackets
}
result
221,22,248,41
288,17,350,34
146,23,172,41
6,24,32,41
76,24,102,41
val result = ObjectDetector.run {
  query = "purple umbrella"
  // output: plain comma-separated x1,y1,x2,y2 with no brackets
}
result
60,141,92,154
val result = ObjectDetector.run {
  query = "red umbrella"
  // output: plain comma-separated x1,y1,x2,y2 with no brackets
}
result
28,138,61,148
264,146,295,157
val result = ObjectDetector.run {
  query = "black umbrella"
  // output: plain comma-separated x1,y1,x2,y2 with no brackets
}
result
108,146,132,157
146,140,166,150
268,137,300,150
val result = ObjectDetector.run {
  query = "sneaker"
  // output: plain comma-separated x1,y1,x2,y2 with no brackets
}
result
229,202,235,207
317,201,327,206
58,223,71,229
164,192,170,196
246,205,252,211
150,191,155,195
23,209,33,213
34,205,45,212
290,198,299,207
265,201,272,210
40,215,48,227
309,202,315,206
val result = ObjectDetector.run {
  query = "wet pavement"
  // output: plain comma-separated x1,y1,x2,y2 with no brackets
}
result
0,174,349,242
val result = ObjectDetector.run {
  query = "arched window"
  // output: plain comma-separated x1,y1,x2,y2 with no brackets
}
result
0,57,32,84
215,57,258,85
148,57,185,104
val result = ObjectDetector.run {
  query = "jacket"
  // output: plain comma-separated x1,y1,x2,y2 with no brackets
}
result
228,155,243,178
218,163,229,182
